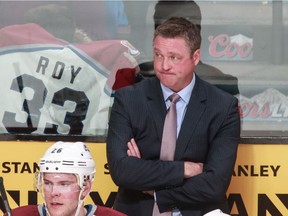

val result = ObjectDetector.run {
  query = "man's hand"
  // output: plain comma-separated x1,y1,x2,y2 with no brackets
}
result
127,138,141,158
143,190,154,196
127,139,203,193
184,162,203,179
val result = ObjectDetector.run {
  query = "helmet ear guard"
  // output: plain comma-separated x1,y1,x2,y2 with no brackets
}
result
38,141,96,188
34,171,41,192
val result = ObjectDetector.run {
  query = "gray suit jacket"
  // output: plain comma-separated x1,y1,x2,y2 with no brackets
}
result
107,75,240,216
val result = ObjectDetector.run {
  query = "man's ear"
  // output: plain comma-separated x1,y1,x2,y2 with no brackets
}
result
193,49,201,66
81,180,92,199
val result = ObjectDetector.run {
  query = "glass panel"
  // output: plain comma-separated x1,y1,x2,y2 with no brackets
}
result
0,1,140,138
0,0,287,139
195,0,288,137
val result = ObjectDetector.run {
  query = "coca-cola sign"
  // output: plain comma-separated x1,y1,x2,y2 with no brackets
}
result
208,33,253,61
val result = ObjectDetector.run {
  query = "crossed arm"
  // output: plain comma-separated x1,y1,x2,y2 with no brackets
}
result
127,138,203,196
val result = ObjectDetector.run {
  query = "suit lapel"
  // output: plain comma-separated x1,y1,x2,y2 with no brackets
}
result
145,78,167,141
174,77,207,160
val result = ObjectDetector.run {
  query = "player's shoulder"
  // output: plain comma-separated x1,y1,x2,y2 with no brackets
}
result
5,205,40,216
95,205,127,216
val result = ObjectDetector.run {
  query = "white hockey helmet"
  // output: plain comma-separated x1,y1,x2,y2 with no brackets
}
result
38,141,96,187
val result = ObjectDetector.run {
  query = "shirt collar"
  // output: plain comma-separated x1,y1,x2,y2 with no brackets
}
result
161,73,196,104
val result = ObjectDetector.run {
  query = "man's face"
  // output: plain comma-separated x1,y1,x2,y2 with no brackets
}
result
153,36,200,92
42,173,81,216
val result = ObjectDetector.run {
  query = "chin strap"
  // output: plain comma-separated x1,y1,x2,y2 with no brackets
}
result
75,187,86,216
39,192,50,216
43,204,51,216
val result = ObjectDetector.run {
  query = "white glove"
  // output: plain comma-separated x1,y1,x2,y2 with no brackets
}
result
203,209,230,216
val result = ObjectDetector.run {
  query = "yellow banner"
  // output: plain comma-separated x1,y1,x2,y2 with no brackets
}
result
1,141,288,215
228,144,288,216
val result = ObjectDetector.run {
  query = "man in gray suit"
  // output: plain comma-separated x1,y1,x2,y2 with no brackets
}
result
107,17,240,216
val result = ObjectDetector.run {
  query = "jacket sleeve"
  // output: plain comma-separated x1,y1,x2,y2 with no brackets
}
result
106,87,184,191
